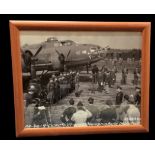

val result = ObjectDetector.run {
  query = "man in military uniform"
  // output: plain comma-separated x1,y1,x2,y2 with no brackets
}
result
59,75,64,99
60,98,76,126
32,99,48,127
54,78,60,103
75,72,80,94
134,87,141,106
116,94,129,123
61,74,68,98
47,79,55,106
100,100,117,124
121,68,128,85
24,79,41,106
101,67,106,87
104,69,111,93
86,97,99,124
133,68,139,85
110,68,116,86
115,86,123,106
97,71,104,92
71,101,92,127
123,95,140,124
91,65,99,83
70,71,75,92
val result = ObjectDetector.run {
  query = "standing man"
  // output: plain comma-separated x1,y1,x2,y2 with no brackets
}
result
54,78,60,103
116,94,130,123
121,67,128,85
75,72,80,93
116,86,124,106
133,68,139,85
101,67,106,86
92,65,99,83
134,87,141,106
97,71,104,92
71,101,92,127
110,68,116,86
47,79,55,106
104,69,111,93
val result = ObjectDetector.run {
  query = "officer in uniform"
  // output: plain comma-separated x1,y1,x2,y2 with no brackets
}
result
59,75,64,99
62,74,67,98
75,72,80,93
54,78,60,103
91,65,99,83
121,68,128,85
115,86,124,106
69,71,74,92
96,71,102,92
47,79,55,106
110,68,116,85
133,68,139,85
104,69,111,93
134,87,141,106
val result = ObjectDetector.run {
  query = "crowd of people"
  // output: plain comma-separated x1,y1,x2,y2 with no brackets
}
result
24,71,79,107
91,65,117,93
60,86,141,127
24,63,141,127
25,84,141,127
90,64,141,94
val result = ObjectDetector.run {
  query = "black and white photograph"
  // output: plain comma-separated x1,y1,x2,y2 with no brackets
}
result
21,31,142,128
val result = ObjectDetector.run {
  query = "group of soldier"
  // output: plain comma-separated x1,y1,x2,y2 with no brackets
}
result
24,71,78,107
24,62,141,127
26,84,141,127
90,64,140,94
60,85,141,127
90,65,117,94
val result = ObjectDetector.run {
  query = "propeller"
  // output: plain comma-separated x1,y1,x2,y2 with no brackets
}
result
22,45,44,68
55,49,60,56
65,49,71,61
33,45,43,57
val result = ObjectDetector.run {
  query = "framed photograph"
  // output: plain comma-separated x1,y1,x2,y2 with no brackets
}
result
10,21,150,137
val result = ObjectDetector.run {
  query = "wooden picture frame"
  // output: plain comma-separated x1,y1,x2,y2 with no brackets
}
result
10,21,150,137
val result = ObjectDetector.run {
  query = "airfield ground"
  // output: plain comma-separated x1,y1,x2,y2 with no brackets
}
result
25,72,140,127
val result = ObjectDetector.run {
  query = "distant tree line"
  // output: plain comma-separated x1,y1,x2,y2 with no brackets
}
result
105,49,141,60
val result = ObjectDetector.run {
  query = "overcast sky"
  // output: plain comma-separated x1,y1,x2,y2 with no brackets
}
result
20,31,142,49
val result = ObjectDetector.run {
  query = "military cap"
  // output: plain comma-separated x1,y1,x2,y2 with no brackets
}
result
135,86,140,90
77,101,83,107
124,94,129,101
88,97,94,102
129,94,135,103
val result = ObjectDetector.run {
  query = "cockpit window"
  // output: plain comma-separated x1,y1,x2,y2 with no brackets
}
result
61,40,74,46
90,47,97,53
53,41,62,47
47,37,58,42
